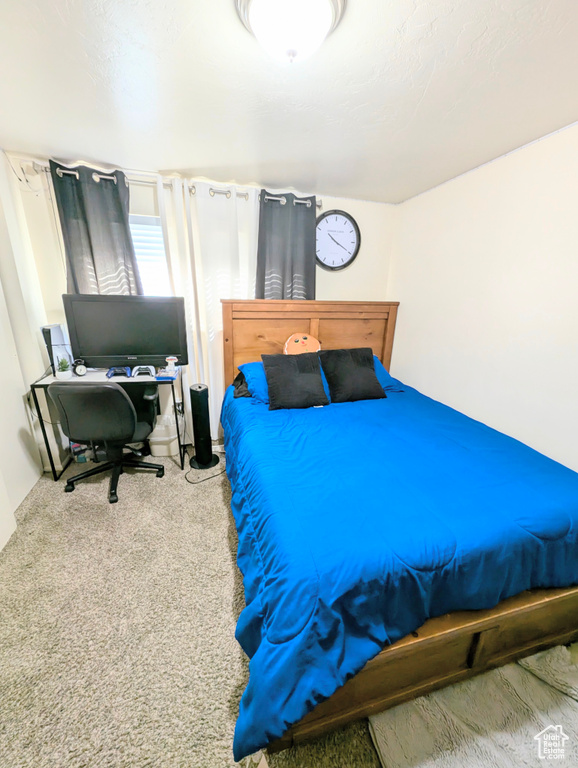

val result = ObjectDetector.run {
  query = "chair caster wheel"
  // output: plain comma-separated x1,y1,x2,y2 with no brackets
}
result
65,484,75,493
109,493,118,504
156,467,165,478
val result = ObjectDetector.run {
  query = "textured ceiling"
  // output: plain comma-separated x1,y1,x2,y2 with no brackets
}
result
1,0,578,202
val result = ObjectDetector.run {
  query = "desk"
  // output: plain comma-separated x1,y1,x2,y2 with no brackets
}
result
31,370,186,480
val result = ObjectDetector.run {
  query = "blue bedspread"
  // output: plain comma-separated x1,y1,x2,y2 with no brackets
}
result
221,370,578,760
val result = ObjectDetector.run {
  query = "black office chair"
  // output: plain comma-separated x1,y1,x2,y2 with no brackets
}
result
48,382,165,503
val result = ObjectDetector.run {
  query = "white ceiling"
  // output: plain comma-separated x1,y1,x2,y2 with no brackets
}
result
1,0,578,203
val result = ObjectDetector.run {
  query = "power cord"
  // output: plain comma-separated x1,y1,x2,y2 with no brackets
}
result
27,400,57,425
27,370,59,424
32,364,55,384
184,445,226,485
184,466,226,485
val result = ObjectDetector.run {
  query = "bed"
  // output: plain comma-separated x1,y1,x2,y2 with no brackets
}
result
220,299,578,760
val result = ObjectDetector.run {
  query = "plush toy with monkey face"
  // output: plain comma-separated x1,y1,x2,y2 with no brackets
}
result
284,333,321,354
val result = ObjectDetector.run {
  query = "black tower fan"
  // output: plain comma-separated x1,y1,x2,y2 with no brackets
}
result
189,384,219,469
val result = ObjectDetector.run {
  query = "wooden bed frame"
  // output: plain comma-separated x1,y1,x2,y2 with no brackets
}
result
221,299,578,752
222,299,399,387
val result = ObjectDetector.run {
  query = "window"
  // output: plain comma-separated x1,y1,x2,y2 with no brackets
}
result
129,214,172,296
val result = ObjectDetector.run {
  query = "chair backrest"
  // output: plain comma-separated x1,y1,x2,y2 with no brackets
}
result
48,382,137,445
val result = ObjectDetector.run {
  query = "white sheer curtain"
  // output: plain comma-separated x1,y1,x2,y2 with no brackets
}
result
160,179,259,438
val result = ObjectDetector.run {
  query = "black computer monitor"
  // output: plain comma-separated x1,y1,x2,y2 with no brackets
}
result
63,294,188,368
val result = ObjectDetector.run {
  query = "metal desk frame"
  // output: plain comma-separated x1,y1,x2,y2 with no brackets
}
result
30,370,186,481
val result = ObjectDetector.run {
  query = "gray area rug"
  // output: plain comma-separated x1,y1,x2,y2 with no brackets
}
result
0,454,379,768
369,645,578,767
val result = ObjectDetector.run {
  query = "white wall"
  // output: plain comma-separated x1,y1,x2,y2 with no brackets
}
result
19,170,67,326
0,470,16,549
0,206,41,550
0,275,40,548
389,124,578,471
316,195,394,301
0,156,49,383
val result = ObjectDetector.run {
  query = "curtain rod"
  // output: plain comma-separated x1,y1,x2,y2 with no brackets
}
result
261,193,322,209
25,155,160,180
188,184,250,201
17,155,324,206
33,162,172,189
53,166,128,186
188,184,323,208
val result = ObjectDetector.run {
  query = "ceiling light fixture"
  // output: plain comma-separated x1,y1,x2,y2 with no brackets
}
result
235,0,346,63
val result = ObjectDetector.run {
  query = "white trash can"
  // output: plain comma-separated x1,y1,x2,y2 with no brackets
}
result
148,415,179,457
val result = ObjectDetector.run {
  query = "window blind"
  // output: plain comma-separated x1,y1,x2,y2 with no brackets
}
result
129,214,172,296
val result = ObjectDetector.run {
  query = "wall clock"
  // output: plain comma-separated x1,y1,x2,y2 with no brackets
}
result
315,210,361,271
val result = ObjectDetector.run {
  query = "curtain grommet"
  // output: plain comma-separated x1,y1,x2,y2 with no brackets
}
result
210,187,232,199
92,172,118,184
55,167,79,179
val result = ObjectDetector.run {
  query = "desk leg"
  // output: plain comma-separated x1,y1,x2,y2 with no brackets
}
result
31,385,58,481
171,381,185,470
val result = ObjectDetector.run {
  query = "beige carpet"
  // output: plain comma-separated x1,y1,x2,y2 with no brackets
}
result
0,453,380,768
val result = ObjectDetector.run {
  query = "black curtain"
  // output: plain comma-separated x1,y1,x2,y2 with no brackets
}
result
255,190,316,300
49,161,143,295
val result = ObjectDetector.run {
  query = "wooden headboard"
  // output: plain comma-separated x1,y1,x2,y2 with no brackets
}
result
221,300,399,386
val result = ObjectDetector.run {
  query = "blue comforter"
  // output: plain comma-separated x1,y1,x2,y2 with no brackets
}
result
221,370,578,760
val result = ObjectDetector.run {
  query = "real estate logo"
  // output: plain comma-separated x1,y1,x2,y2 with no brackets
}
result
534,725,569,760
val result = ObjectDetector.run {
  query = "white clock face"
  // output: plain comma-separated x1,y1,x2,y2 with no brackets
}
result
316,211,361,271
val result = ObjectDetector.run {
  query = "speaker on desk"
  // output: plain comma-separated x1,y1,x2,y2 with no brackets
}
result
42,324,71,374
189,384,219,469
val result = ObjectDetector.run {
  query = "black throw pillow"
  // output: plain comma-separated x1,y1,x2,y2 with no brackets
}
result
261,353,329,410
319,348,386,403
233,371,251,399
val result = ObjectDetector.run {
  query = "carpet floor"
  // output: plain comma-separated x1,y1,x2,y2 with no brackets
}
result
0,454,380,768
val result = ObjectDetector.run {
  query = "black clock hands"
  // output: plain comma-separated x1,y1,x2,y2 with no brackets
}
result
328,233,349,253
